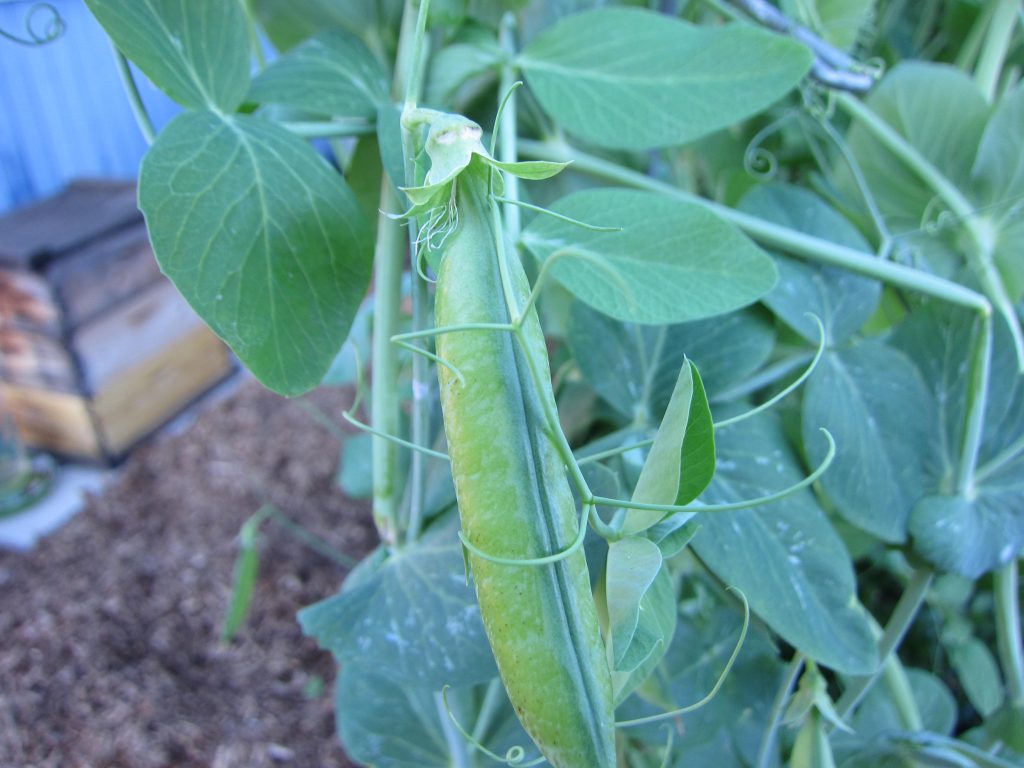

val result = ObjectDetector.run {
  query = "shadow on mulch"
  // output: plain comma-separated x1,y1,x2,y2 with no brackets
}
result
0,380,377,768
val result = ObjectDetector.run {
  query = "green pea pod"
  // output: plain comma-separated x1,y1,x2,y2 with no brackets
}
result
435,174,616,768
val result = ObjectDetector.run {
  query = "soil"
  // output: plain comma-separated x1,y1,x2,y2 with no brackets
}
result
0,379,378,768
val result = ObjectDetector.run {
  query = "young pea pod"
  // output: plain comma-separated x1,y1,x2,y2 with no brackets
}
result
430,152,616,766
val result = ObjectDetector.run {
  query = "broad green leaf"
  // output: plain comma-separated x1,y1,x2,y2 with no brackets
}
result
894,305,1024,574
299,517,497,689
646,516,699,559
522,189,777,324
605,537,663,669
694,414,879,674
338,433,373,499
566,301,773,422
247,30,389,119
738,184,880,343
890,304,974,489
621,361,714,536
801,342,939,542
518,8,813,150
950,637,1005,718
336,665,449,767
909,491,1024,578
85,0,249,112
139,111,372,396
250,0,403,51
972,83,1024,300
611,565,676,705
426,35,502,108
844,62,990,229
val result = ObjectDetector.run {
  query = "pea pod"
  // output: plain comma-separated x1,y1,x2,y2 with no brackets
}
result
434,169,616,767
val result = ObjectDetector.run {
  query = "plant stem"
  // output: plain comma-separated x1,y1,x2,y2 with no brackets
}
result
370,0,429,546
498,14,522,238
955,1,996,73
835,568,933,721
113,48,156,144
882,653,924,730
975,0,1019,102
370,185,405,547
517,138,992,315
399,0,432,546
834,92,1023,370
282,119,375,138
994,561,1024,706
755,653,805,768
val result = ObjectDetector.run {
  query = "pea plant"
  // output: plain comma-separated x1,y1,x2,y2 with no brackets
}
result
84,0,1023,766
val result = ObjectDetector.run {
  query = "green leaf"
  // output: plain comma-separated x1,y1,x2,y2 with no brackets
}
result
521,189,777,325
250,0,403,52
844,62,990,230
694,413,879,675
972,83,1024,300
949,637,1005,718
139,111,372,396
299,517,497,689
738,184,879,344
338,433,373,499
247,30,389,119
611,565,676,705
84,0,250,112
426,35,502,108
621,361,714,536
336,665,449,767
909,492,1024,578
518,8,813,150
605,537,663,669
894,306,1024,575
566,302,773,422
801,342,939,542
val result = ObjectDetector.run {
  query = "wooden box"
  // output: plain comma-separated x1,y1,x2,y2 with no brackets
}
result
0,180,235,462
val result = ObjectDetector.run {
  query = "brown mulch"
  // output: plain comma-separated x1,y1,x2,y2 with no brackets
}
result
0,379,378,768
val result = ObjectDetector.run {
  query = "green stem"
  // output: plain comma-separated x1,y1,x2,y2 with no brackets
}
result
370,184,405,547
282,119,375,138
882,653,924,730
265,507,358,568
835,568,934,721
975,0,1020,102
370,0,431,548
498,14,522,238
955,0,996,72
399,0,433,547
834,93,1023,369
517,138,991,314
994,562,1024,706
113,48,156,144
755,653,805,768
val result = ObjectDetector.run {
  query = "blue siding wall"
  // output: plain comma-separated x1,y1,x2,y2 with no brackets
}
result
0,0,180,214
